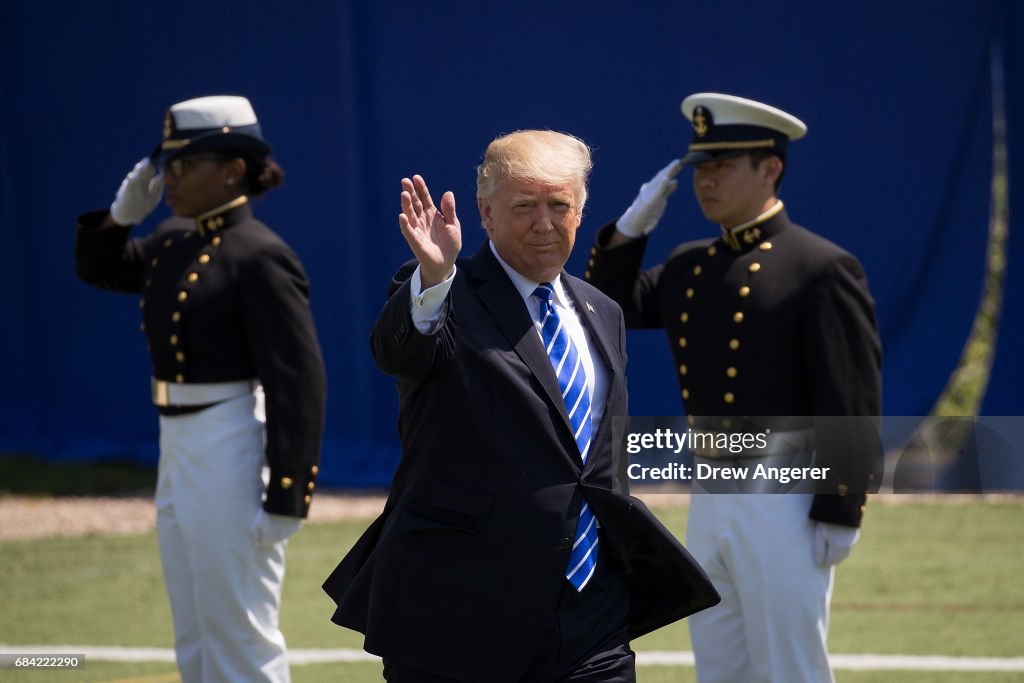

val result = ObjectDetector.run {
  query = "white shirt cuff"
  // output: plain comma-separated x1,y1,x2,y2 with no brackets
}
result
410,265,456,333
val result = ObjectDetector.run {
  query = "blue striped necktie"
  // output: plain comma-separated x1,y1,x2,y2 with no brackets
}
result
534,283,598,591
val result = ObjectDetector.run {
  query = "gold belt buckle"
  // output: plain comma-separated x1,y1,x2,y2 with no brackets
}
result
152,379,170,407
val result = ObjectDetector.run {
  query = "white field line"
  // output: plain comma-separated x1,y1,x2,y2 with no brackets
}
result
2,645,1023,671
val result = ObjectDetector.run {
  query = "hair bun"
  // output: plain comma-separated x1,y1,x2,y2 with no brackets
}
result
249,157,284,196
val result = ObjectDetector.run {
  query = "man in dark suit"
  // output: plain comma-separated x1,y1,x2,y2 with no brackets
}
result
324,130,718,682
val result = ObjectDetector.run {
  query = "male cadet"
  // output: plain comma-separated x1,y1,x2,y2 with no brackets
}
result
584,94,882,682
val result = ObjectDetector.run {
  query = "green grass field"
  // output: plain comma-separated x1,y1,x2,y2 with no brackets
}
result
2,497,1022,682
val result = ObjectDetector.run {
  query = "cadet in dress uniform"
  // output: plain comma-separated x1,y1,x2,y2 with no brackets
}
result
584,93,882,682
75,95,326,683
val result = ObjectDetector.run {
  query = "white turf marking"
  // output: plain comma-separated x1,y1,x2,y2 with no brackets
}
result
2,645,1023,671
634,651,1024,671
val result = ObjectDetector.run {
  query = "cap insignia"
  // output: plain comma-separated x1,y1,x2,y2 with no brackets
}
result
693,106,710,138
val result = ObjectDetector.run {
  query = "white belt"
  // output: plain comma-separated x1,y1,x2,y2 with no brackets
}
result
151,378,257,407
689,428,814,459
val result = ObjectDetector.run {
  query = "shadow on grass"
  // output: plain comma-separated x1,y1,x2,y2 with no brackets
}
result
0,453,156,496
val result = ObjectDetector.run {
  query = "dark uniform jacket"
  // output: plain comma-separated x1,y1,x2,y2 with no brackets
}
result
585,208,882,526
323,243,718,682
74,198,326,517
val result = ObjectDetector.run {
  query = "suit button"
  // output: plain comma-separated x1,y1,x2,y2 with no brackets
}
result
558,537,572,550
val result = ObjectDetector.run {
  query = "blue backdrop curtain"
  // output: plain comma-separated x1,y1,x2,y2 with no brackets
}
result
0,0,1009,487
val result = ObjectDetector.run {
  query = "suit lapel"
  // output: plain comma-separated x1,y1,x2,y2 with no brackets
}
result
468,245,576,442
561,274,625,476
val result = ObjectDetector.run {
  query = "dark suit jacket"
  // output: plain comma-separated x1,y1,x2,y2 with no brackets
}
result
323,243,718,682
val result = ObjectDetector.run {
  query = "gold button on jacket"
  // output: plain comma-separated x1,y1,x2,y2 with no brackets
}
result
585,208,882,527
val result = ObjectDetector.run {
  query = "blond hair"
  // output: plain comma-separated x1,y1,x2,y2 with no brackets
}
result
476,130,593,212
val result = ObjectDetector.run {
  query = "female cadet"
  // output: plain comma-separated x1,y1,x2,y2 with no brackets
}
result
75,95,326,683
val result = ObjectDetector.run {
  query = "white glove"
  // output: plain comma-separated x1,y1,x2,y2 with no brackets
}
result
110,158,164,226
616,159,682,238
250,508,303,547
812,522,860,566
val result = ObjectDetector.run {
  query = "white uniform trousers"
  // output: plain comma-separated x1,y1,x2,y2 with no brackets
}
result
156,389,291,683
687,493,834,683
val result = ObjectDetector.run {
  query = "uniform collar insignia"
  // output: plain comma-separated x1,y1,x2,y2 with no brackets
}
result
196,195,250,236
721,201,784,252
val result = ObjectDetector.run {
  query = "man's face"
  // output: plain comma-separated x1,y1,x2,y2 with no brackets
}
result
692,154,777,228
478,178,581,283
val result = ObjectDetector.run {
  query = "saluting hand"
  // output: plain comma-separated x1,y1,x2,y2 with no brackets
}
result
110,158,165,227
617,158,682,238
399,175,461,289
